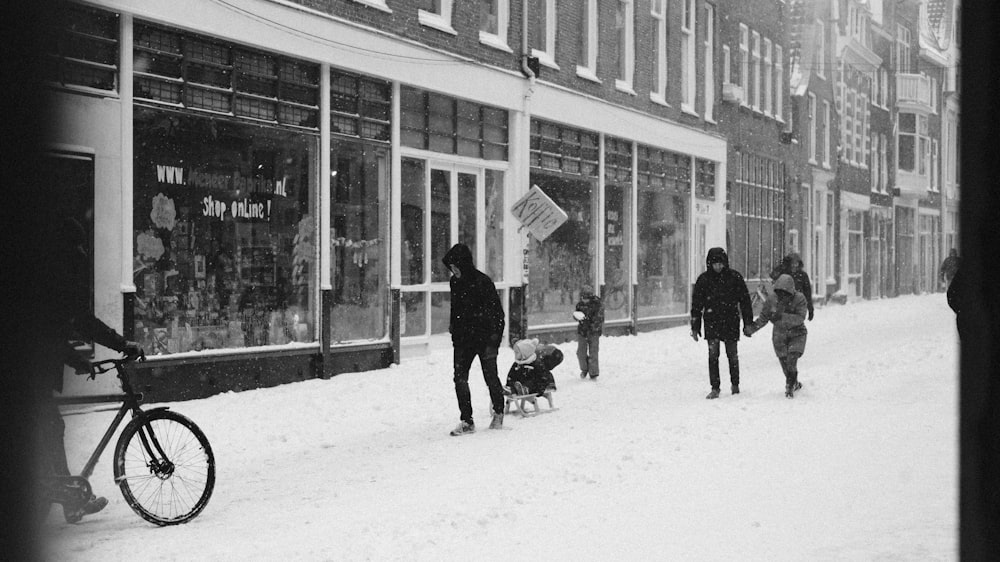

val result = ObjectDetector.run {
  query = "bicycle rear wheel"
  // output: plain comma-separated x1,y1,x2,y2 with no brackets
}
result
113,409,215,525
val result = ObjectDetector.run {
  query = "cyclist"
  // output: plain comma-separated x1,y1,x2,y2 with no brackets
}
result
39,217,142,523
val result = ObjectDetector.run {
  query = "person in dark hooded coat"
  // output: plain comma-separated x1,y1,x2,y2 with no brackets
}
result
441,243,506,435
690,247,754,399
770,252,814,321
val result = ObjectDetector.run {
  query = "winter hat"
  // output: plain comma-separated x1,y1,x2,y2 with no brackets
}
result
580,284,595,298
513,338,538,364
774,274,796,295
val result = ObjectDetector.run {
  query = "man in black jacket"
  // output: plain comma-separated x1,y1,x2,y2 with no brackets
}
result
690,247,754,399
38,217,142,522
442,243,506,435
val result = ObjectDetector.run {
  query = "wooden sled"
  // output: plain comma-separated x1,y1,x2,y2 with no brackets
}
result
503,388,556,417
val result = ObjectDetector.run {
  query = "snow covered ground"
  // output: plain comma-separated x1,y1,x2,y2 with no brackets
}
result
41,293,958,561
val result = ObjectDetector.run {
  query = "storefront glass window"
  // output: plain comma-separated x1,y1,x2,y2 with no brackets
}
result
330,141,389,343
637,146,689,318
527,173,596,326
401,158,426,285
604,137,632,321
484,169,505,281
133,108,318,354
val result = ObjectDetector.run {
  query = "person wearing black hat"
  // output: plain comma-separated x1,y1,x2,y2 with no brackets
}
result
690,247,754,399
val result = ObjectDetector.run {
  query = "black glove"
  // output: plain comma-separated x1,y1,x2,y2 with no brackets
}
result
123,341,144,360
690,319,701,342
808,309,814,321
743,325,754,338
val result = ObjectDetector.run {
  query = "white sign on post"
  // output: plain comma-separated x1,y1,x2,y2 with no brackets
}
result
510,185,568,242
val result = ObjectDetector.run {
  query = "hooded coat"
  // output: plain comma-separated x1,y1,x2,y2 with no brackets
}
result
750,274,808,358
690,247,754,341
771,252,814,317
442,243,505,348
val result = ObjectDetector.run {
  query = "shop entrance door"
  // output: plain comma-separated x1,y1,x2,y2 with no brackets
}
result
401,157,501,352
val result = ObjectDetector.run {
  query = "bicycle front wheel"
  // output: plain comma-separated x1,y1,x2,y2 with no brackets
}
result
113,409,215,525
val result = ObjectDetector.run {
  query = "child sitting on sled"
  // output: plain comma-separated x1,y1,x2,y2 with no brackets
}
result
505,338,561,396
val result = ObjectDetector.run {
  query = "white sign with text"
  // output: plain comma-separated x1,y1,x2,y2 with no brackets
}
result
510,185,568,242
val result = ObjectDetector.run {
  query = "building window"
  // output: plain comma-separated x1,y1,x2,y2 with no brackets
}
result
46,3,119,91
616,0,635,91
822,100,831,167
814,20,825,79
880,133,888,191
479,0,510,50
132,108,319,354
844,89,854,163
401,87,509,161
807,93,817,164
751,31,761,111
604,137,632,322
763,38,772,116
637,146,691,318
528,120,599,326
577,0,599,79
532,0,558,67
650,0,667,100
418,0,455,34
871,134,880,192
704,4,715,120
897,24,911,73
862,94,870,166
733,153,784,280
774,44,783,119
722,45,731,85
134,22,321,130
330,69,391,142
897,112,929,176
739,24,749,107
681,0,696,110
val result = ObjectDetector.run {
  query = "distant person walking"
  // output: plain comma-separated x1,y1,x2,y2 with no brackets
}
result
690,247,755,399
573,284,604,380
947,261,965,339
939,248,960,289
770,252,815,321
442,243,506,435
745,274,809,398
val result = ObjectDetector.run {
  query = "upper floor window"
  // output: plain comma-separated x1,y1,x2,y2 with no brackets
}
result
822,100,830,167
479,0,510,51
739,24,749,106
751,31,761,111
401,87,509,161
814,20,826,79
807,93,817,164
650,0,667,100
418,0,455,35
577,0,598,80
704,4,715,120
774,44,784,119
616,0,635,91
896,24,911,73
763,38,772,116
532,0,558,68
47,4,119,92
681,0,697,110
897,112,928,175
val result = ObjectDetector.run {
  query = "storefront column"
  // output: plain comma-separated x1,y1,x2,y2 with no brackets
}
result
629,141,638,335
120,13,136,337
319,63,332,377
390,81,402,361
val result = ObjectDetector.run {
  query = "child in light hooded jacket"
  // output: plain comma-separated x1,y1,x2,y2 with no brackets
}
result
745,274,809,398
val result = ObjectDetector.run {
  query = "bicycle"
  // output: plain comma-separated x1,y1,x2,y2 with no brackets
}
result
41,353,216,526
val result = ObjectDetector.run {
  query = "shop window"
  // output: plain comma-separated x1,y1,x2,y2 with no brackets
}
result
530,119,599,177
637,145,690,318
330,142,390,343
401,87,509,161
330,69,391,142
132,108,318,354
696,159,716,199
604,137,632,321
47,3,118,91
134,22,320,129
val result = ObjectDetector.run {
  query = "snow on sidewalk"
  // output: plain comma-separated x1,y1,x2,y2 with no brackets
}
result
43,294,958,561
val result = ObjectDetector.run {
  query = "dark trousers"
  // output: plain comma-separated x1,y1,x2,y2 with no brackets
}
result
779,353,802,387
576,333,600,376
707,339,740,390
453,344,503,424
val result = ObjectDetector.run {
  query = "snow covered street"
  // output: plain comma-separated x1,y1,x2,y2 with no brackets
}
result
42,294,958,561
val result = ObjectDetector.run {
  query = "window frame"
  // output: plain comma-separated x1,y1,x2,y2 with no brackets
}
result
822,100,831,168
615,0,636,93
751,30,761,112
739,24,750,108
704,3,715,120
774,44,783,120
763,37,772,117
680,0,697,112
418,0,456,35
577,0,599,80
649,0,667,101
478,0,511,52
531,0,559,69
807,93,817,165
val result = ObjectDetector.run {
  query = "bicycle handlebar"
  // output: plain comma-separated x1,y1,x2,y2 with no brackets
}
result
90,351,146,376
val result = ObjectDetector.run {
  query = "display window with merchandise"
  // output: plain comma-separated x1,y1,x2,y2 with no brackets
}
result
132,108,319,355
